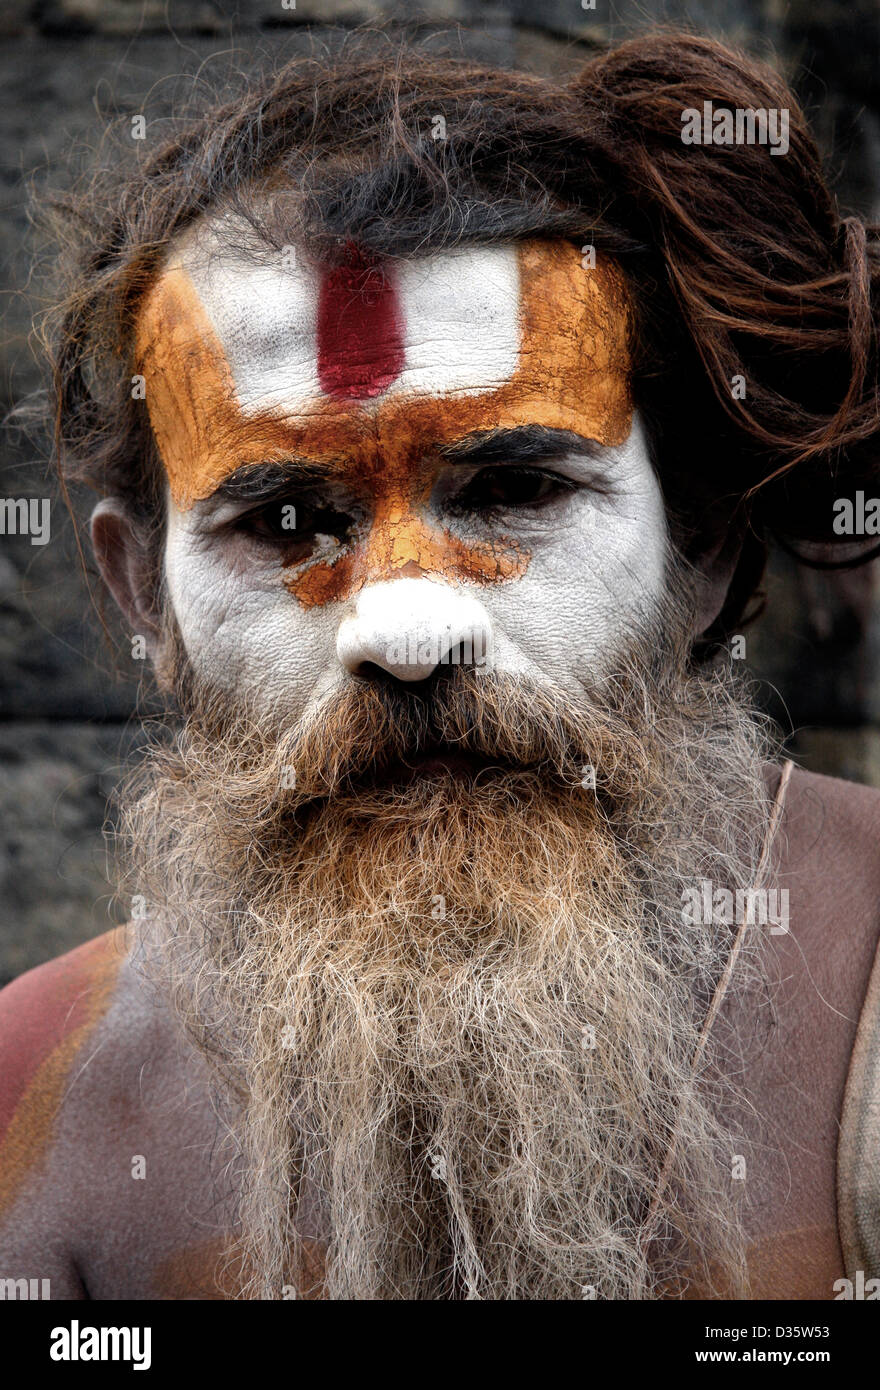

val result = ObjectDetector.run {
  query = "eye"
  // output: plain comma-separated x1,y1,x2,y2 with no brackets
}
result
453,466,576,513
235,498,356,547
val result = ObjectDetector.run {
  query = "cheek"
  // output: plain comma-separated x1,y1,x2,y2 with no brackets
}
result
164,518,339,717
484,489,668,684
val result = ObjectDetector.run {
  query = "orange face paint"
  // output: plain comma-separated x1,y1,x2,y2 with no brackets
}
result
136,236,633,607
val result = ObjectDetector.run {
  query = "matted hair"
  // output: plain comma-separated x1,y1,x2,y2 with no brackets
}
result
41,29,879,637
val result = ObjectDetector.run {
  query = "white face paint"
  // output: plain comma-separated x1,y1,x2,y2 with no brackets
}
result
151,229,669,720
163,410,668,718
182,222,522,414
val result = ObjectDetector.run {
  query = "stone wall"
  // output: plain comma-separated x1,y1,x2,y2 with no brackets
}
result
1,0,878,981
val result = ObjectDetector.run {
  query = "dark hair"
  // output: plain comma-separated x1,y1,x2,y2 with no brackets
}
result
42,30,879,634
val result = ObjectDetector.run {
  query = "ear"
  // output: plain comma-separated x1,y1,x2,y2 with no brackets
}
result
690,523,746,636
90,497,162,655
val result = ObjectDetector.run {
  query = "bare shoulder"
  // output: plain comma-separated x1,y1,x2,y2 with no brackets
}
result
0,928,234,1298
0,928,132,1296
0,928,132,1191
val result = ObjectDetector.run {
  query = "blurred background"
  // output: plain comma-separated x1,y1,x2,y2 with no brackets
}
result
1,0,878,982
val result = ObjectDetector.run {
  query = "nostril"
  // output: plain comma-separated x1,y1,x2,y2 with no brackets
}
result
354,659,391,682
351,641,487,683
351,661,435,700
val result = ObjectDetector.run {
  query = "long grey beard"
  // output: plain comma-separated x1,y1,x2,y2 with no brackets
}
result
123,585,778,1300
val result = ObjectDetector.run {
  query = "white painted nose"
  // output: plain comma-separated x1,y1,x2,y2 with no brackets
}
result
336,578,494,681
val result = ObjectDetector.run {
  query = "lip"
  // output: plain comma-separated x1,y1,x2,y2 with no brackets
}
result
372,747,497,785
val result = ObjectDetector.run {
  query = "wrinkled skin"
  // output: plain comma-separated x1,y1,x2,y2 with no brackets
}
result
1,229,879,1300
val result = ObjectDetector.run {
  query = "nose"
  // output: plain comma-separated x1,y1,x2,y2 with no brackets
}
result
336,578,494,682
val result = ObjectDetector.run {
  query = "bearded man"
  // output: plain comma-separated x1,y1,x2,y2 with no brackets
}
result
1,32,879,1302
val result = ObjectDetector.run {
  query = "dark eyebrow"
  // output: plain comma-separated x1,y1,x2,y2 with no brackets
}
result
438,426,603,466
211,427,605,505
213,459,339,503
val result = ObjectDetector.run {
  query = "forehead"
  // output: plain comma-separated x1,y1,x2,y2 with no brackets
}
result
136,217,633,508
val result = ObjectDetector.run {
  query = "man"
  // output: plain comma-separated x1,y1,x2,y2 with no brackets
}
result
1,32,878,1300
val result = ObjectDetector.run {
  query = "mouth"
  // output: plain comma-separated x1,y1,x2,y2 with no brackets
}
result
370,745,504,787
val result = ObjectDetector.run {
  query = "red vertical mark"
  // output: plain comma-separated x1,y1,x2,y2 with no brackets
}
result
317,244,405,399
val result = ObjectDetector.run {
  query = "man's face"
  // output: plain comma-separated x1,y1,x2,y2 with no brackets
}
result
125,216,770,1301
136,216,668,718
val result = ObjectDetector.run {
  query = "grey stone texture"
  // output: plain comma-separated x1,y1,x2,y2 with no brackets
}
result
1,0,878,980
0,722,140,987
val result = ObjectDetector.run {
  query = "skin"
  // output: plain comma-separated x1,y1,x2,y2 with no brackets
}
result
1,225,879,1298
135,224,664,714
1,768,878,1298
160,411,665,712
